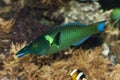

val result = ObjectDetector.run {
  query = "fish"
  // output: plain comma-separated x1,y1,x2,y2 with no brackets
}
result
111,8,120,29
16,21,106,58
111,8,120,21
70,69,86,80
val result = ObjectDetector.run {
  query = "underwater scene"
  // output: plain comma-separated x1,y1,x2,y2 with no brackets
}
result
0,0,120,80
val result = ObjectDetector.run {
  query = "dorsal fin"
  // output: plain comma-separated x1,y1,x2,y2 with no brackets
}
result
60,22,87,27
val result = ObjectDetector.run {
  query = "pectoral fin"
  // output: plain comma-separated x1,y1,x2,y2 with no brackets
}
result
72,35,90,46
51,32,61,46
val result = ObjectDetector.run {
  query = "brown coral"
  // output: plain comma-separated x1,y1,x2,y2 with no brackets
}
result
1,43,120,80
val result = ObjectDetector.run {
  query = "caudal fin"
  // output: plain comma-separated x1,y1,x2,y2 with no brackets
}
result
97,21,106,32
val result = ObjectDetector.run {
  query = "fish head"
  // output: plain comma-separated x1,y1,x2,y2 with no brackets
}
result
16,45,30,58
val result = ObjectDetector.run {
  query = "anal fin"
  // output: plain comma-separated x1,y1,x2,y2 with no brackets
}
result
72,35,90,46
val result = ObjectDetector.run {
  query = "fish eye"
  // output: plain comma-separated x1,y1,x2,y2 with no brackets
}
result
33,43,39,48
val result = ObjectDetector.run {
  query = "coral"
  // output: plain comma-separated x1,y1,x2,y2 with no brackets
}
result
0,0,67,53
27,0,68,8
0,17,14,53
108,64,120,80
105,22,120,62
54,1,106,24
1,43,120,80
0,18,14,33
0,1,120,80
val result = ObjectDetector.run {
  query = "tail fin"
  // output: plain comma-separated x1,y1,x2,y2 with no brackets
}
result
97,21,106,32
16,46,29,58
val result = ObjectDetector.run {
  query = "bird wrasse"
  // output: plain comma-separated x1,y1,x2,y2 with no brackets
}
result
16,21,106,58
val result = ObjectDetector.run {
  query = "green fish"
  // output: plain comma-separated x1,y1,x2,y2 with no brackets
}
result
111,8,120,29
16,21,106,58
111,8,120,21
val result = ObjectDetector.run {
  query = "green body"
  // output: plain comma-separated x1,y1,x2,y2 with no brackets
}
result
111,8,120,29
111,8,120,20
45,25,97,55
16,21,105,58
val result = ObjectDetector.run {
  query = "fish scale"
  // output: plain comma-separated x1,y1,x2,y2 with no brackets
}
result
46,24,99,55
16,21,106,58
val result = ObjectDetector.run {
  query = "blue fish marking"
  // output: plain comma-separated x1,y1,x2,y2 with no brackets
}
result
97,21,106,32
